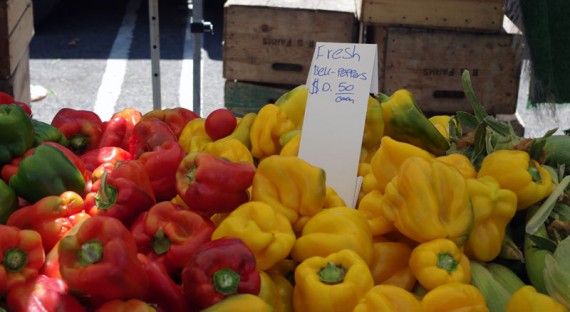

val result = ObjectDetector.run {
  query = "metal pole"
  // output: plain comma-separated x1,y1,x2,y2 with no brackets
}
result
192,0,203,115
149,0,162,110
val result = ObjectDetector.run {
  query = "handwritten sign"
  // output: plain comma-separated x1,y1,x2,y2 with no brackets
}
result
298,42,378,207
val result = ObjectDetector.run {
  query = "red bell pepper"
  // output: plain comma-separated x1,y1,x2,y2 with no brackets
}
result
58,216,149,305
6,274,86,312
131,201,215,277
128,117,178,159
137,253,190,312
176,152,256,216
139,140,185,201
0,91,32,116
41,218,89,280
99,108,142,150
51,108,104,155
142,107,199,138
181,237,261,310
6,191,90,252
0,225,45,296
80,146,133,181
85,159,156,226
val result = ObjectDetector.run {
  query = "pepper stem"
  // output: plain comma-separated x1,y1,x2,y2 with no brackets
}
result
78,240,104,266
152,228,171,255
3,248,28,273
527,165,543,184
318,262,346,285
69,135,89,154
213,268,240,295
95,171,118,210
437,252,459,273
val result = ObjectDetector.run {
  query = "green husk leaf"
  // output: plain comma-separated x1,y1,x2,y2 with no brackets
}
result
528,234,558,253
461,70,488,122
526,175,570,235
456,111,479,131
544,237,570,309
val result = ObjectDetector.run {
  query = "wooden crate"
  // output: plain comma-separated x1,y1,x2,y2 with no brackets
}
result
0,0,34,103
223,0,358,85
224,80,293,116
356,0,506,32
369,26,522,115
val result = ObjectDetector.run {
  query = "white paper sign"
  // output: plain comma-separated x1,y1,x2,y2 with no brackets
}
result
298,42,378,208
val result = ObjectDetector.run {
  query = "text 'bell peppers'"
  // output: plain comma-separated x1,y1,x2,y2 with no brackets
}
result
464,176,517,262
181,237,261,310
176,152,256,215
86,159,156,226
98,107,142,150
251,155,326,227
58,216,149,305
6,274,86,312
6,191,90,252
211,201,296,271
291,206,374,266
293,249,374,312
8,143,86,203
409,238,471,291
0,104,34,167
51,107,104,154
131,201,215,277
477,149,554,210
380,156,473,246
0,225,45,296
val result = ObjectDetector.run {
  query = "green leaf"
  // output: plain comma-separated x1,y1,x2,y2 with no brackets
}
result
483,116,511,137
461,70,488,122
448,116,461,139
529,128,558,161
528,234,558,253
456,111,479,131
552,203,570,222
152,228,171,256
526,175,570,235
471,123,487,163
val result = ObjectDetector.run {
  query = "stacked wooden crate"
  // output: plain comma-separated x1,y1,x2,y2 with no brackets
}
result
357,0,522,115
222,0,359,115
0,0,34,104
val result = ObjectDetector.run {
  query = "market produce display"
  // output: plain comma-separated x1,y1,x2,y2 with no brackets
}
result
0,70,569,311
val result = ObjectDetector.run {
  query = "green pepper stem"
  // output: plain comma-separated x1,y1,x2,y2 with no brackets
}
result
3,248,28,273
95,171,118,210
69,135,89,154
213,268,241,295
152,227,171,256
438,252,459,273
78,239,104,266
318,262,346,285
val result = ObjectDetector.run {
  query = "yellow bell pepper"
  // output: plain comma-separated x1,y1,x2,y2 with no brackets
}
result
353,285,422,312
251,155,326,225
464,176,518,262
369,237,416,291
380,156,473,246
279,131,301,157
362,95,384,149
421,282,489,312
409,238,471,291
211,201,296,271
178,117,212,153
370,136,434,193
293,249,374,312
259,271,280,310
218,112,257,150
506,285,567,312
250,104,295,160
379,89,450,156
429,115,453,139
323,186,346,208
291,206,374,266
203,138,254,165
477,149,554,210
274,84,308,130
436,153,477,179
357,190,395,237
201,294,273,312
266,259,296,312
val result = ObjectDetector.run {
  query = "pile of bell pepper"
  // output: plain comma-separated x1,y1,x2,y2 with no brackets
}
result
1,70,570,312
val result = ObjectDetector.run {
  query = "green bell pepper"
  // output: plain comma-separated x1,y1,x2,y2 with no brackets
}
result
9,144,85,203
32,119,69,147
0,104,34,166
0,179,17,224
